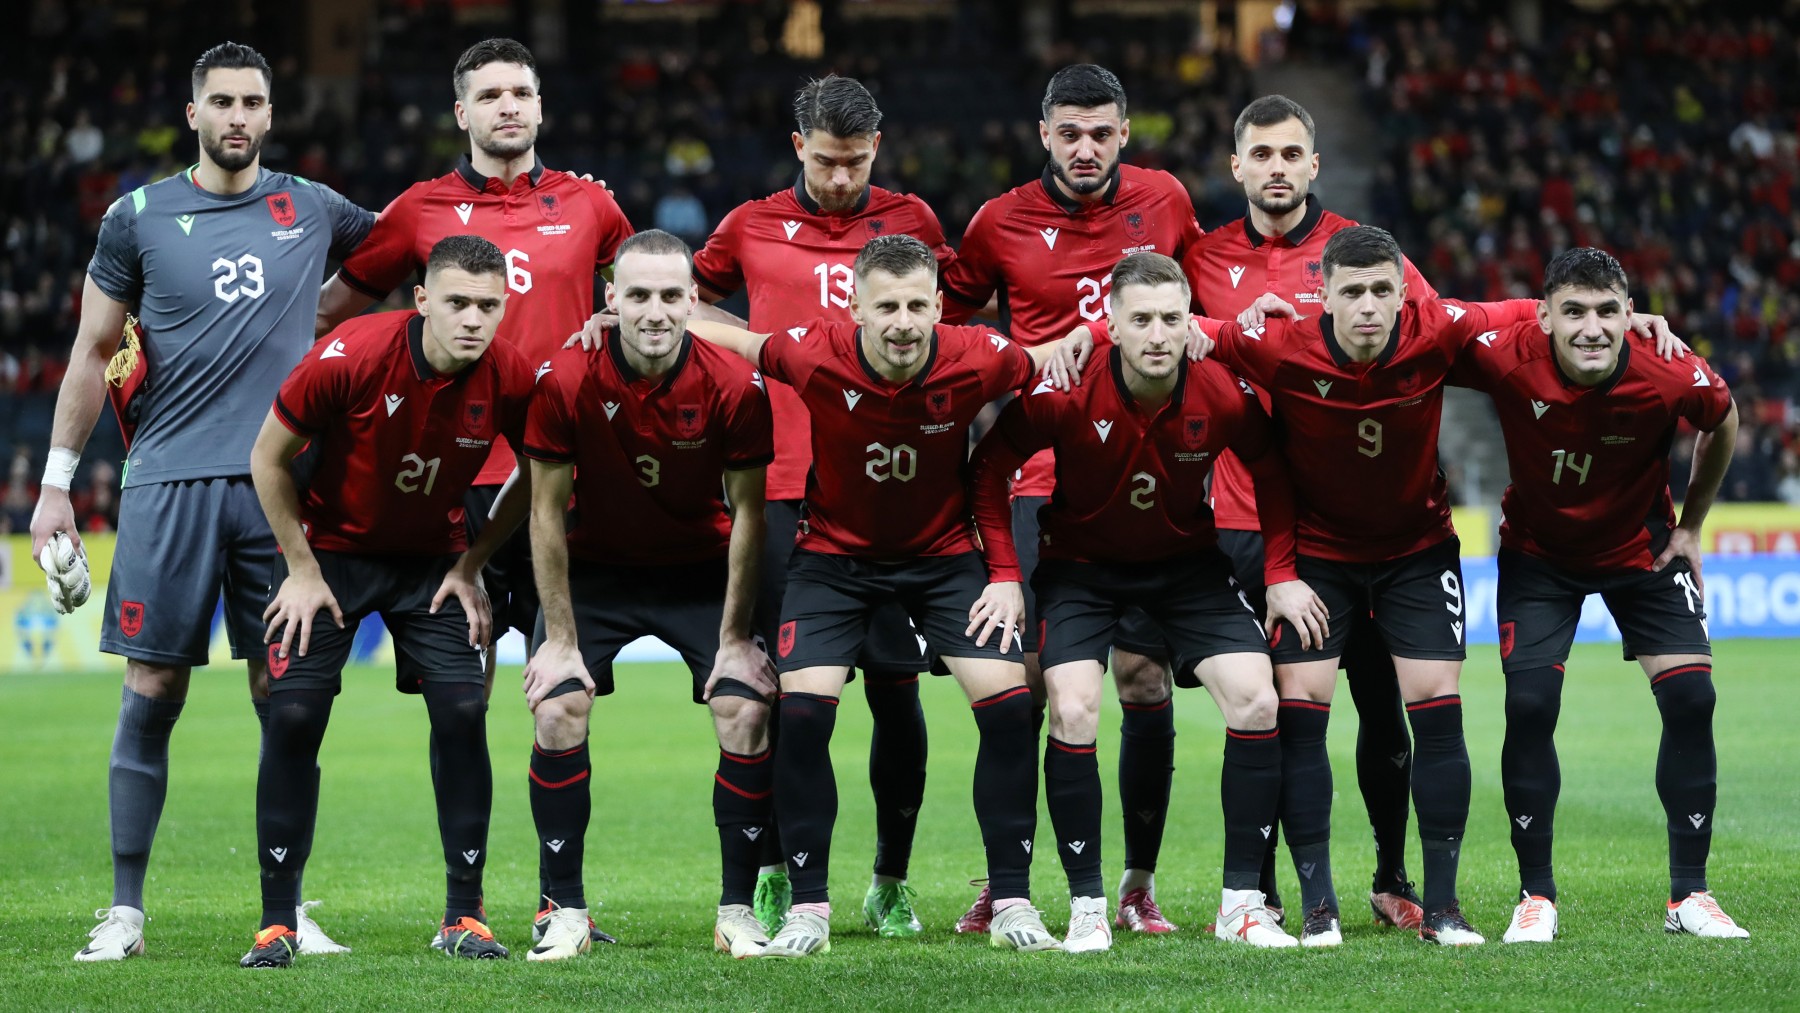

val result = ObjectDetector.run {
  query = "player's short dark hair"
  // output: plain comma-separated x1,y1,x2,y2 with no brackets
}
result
1041,64,1128,122
425,235,506,280
1233,94,1316,148
1321,225,1403,283
192,42,272,97
1543,247,1628,299
794,75,882,139
854,234,937,283
616,228,695,275
454,38,538,100
1110,252,1190,302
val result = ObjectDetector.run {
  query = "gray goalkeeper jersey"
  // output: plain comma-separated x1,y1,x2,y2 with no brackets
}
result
87,166,373,487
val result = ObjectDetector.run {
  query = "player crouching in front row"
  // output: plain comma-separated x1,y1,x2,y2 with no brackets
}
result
244,236,536,966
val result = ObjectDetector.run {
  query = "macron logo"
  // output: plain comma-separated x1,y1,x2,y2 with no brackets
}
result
1093,419,1114,443
1515,815,1533,830
1443,304,1468,322
269,847,287,863
603,401,621,421
782,220,801,241
989,333,1010,351
1313,379,1333,397
792,852,809,867
788,326,808,342
384,394,404,417
319,339,347,360
535,360,554,382
1531,400,1550,419
1020,840,1033,854
1476,329,1499,347
1068,841,1087,855
462,849,480,865
454,202,474,225
1031,378,1058,396
1260,826,1272,840
751,370,765,391
1689,813,1707,829
1228,265,1247,289
1040,227,1059,250
546,839,564,853
843,389,863,411
1692,366,1711,388
743,827,762,841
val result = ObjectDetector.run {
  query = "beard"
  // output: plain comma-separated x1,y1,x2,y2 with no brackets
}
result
1049,155,1116,196
200,128,265,172
1248,183,1307,217
474,121,537,161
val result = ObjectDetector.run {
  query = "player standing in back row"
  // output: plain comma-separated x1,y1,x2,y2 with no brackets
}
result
939,63,1206,936
30,42,373,963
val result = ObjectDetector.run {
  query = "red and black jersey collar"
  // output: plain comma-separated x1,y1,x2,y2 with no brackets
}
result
1547,329,1632,394
606,326,693,390
1039,161,1122,215
854,326,938,388
1108,344,1188,413
406,314,439,380
1319,310,1402,369
1243,194,1324,249
793,172,872,217
455,153,546,194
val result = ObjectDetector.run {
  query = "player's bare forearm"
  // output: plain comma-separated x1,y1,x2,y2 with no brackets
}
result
249,412,321,574
692,299,748,328
49,277,130,456
720,467,767,641
688,319,770,364
314,274,374,338
461,456,531,574
1680,399,1738,532
529,460,579,647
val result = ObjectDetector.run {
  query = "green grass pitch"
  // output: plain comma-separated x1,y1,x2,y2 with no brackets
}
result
1,641,1795,1010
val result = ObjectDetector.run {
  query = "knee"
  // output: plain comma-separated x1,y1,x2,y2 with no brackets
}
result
1504,686,1561,728
534,692,591,750
1048,688,1100,744
1112,653,1171,702
1653,667,1715,718
125,660,188,700
710,695,771,754
1233,685,1279,731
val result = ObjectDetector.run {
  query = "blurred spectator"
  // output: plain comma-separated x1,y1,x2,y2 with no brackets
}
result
71,459,118,533
1,445,35,534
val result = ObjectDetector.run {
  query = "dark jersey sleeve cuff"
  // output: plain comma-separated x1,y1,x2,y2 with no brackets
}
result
520,442,575,464
335,266,388,300
941,281,987,308
724,451,776,471
693,265,738,299
272,396,315,437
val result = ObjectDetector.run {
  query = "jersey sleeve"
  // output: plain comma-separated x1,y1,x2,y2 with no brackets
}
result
586,183,635,270
969,396,1051,582
909,196,960,279
496,348,535,450
939,201,1002,321
1400,254,1439,303
972,328,1039,399
1677,355,1734,431
316,181,376,261
87,195,142,305
755,320,831,389
1431,297,1540,351
273,341,354,436
722,372,775,470
521,361,580,464
1200,316,1280,387
335,186,426,299
692,204,747,297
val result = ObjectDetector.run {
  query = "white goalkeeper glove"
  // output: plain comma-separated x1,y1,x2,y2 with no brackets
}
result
38,531,93,615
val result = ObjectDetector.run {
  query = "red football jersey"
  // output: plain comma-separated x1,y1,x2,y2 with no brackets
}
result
1452,321,1733,571
1188,197,1440,531
970,349,1300,584
521,333,772,565
693,179,955,501
273,310,533,555
1202,296,1539,562
757,320,1037,558
336,157,635,485
940,163,1207,496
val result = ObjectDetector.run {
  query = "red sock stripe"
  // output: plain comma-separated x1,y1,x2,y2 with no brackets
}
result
1650,663,1712,687
714,773,773,800
1226,727,1280,741
779,692,839,705
1278,698,1330,712
1048,739,1097,754
1405,695,1463,712
719,748,771,764
1120,697,1172,712
533,742,585,757
971,685,1033,709
529,768,590,790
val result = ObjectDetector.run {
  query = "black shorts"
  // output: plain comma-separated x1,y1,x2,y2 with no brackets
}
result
1033,552,1268,688
758,500,930,674
1013,496,1166,658
464,483,537,640
1220,527,1394,672
534,557,762,705
1495,548,1711,674
264,550,484,695
775,550,1022,673
1270,537,1467,664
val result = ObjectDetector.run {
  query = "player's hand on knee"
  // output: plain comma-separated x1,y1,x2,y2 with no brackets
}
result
523,640,591,710
967,581,1025,652
1265,579,1329,651
565,310,618,350
1185,316,1216,361
706,634,777,702
1629,312,1687,359
1237,293,1297,332
431,560,492,647
262,568,343,659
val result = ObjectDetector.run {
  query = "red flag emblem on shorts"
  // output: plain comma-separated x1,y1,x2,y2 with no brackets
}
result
120,601,144,638
1183,415,1208,449
463,400,490,436
538,193,563,223
677,403,704,438
926,390,953,421
266,192,297,228
778,621,796,659
267,642,290,679
1499,621,1516,660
